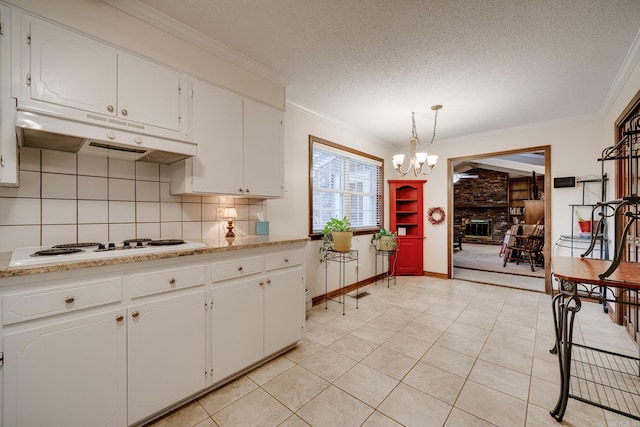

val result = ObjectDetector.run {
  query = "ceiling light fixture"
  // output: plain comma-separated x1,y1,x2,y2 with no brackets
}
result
392,105,442,176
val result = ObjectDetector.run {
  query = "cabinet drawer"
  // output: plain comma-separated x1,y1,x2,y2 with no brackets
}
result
3,277,122,325
265,251,303,271
211,256,262,282
128,265,205,299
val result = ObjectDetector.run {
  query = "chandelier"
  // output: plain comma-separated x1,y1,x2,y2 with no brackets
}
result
392,105,442,176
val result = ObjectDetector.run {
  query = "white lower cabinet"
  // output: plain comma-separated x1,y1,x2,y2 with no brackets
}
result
3,308,127,427
127,289,206,424
264,269,304,355
211,278,264,383
211,266,304,384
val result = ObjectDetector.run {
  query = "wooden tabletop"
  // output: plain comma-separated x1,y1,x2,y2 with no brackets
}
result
552,256,640,290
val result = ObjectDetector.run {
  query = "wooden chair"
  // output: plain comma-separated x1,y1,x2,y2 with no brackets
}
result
503,222,545,271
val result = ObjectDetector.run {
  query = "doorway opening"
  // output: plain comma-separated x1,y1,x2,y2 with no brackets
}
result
448,146,551,294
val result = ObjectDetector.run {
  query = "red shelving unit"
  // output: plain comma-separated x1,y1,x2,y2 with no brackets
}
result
388,180,425,275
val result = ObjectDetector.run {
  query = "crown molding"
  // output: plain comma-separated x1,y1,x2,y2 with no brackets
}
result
101,0,290,87
600,27,640,117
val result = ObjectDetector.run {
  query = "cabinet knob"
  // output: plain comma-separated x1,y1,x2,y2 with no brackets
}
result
284,258,289,263
239,188,244,192
246,188,250,193
266,279,271,285
259,281,264,286
64,296,75,304
131,311,140,318
115,314,124,322
169,277,176,285
121,109,128,116
107,105,114,112
237,266,243,272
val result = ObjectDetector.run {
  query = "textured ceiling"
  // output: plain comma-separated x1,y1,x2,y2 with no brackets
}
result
132,0,640,146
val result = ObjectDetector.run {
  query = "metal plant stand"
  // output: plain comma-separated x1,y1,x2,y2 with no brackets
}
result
324,249,359,315
375,249,396,288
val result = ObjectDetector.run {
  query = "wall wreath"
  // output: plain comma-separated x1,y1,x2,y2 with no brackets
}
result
427,207,446,225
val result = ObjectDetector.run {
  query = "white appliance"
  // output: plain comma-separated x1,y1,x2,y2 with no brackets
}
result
9,239,206,268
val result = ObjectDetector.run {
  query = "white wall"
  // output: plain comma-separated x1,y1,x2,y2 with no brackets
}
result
268,104,396,298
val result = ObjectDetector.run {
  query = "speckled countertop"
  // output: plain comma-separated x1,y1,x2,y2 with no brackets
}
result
0,235,309,278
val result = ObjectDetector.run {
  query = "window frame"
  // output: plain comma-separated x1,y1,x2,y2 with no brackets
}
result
308,135,384,240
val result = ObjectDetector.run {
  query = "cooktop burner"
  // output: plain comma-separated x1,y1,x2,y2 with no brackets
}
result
148,239,185,246
53,242,101,249
123,238,152,244
32,248,84,256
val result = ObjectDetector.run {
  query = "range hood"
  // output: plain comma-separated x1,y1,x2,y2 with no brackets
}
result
15,103,196,164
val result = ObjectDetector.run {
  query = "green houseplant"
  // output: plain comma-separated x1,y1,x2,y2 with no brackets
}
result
370,228,398,251
319,216,353,261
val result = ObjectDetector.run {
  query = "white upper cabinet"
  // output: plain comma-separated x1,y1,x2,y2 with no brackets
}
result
0,3,18,187
171,79,284,198
25,16,185,134
29,17,117,115
244,98,284,198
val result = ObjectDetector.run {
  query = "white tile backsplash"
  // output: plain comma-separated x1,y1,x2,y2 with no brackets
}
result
42,224,77,246
0,148,268,250
109,178,136,201
42,199,77,224
0,198,41,225
78,223,109,243
109,201,136,223
136,222,160,239
78,176,108,200
19,147,41,172
78,200,109,224
78,155,108,177
42,173,76,199
182,203,202,221
0,226,40,251
136,162,159,181
136,202,160,223
42,150,76,174
0,171,40,198
161,202,182,222
109,159,135,179
136,181,160,202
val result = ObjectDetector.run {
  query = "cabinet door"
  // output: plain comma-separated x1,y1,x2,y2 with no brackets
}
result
3,309,127,427
393,237,423,275
243,99,284,197
211,278,264,383
118,53,182,131
127,290,206,424
0,4,18,186
190,79,243,194
264,269,304,355
29,17,117,115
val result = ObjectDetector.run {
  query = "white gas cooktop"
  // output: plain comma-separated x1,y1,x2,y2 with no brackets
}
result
9,240,206,268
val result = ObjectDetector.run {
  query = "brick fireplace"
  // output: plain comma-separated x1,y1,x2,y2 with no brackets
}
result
453,168,510,244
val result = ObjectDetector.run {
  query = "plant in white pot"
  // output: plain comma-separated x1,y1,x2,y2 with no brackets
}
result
319,216,353,261
370,228,398,251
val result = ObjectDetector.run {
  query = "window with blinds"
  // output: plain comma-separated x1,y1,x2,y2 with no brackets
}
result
309,135,383,236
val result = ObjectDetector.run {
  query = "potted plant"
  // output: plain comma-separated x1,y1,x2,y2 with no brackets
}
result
320,216,353,260
370,228,398,251
575,210,595,233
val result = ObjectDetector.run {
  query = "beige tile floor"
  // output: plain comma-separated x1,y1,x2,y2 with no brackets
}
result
147,276,639,427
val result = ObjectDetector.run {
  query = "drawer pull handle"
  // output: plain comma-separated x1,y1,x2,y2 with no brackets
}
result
65,296,75,304
284,258,289,263
132,311,140,318
116,314,124,322
169,277,176,285
238,266,243,272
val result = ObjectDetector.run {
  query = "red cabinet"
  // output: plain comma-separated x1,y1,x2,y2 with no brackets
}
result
389,180,426,275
